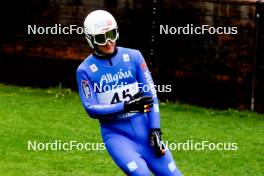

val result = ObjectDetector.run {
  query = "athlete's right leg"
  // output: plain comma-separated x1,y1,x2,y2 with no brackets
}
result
102,132,151,176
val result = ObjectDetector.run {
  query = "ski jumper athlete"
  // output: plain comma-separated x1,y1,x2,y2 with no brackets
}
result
76,10,182,176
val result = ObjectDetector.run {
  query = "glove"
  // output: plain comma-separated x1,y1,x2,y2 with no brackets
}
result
149,128,166,157
124,91,153,113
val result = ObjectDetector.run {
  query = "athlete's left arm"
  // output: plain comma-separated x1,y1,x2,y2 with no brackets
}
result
135,50,160,129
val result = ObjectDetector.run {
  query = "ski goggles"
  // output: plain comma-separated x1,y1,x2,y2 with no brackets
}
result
93,28,118,45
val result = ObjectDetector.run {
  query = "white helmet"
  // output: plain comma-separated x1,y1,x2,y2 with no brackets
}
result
84,10,119,49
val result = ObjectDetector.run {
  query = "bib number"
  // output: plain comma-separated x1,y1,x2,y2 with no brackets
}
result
111,89,133,104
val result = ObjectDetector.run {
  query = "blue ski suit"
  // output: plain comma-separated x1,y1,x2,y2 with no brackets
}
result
77,47,182,176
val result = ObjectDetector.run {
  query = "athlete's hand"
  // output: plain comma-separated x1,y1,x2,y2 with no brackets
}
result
149,128,166,157
124,91,153,113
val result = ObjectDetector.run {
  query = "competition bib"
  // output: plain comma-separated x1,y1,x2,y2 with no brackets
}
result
96,82,139,104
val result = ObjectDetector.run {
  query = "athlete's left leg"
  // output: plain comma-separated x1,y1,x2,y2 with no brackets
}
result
142,145,182,176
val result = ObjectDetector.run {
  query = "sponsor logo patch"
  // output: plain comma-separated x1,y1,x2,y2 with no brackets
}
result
123,54,130,62
81,80,91,99
127,161,138,172
90,64,98,72
154,104,159,112
141,62,147,71
168,161,176,172
95,19,113,33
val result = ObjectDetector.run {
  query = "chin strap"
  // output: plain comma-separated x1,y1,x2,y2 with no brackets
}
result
94,45,106,56
93,47,118,60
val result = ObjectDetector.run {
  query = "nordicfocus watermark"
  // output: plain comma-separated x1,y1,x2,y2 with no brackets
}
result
27,140,105,151
162,140,238,151
93,82,172,93
86,69,172,93
27,24,85,35
160,24,238,35
27,140,237,151
27,23,238,35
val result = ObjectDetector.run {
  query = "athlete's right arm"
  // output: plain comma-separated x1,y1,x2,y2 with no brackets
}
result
76,68,124,119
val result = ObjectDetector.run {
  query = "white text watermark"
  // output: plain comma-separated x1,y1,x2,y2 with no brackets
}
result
27,140,237,151
27,140,105,151
162,140,238,151
160,24,238,35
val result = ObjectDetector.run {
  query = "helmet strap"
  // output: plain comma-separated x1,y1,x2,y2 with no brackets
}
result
93,46,118,60
85,35,95,49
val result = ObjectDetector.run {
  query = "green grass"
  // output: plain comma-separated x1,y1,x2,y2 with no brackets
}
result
0,84,263,176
